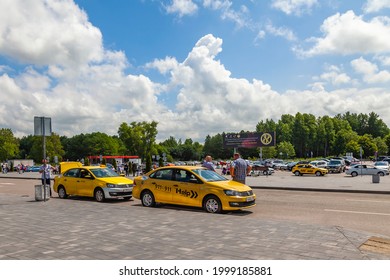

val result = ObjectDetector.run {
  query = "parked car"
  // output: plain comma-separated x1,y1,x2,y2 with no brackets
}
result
374,161,390,171
271,159,285,169
25,166,41,172
250,164,274,176
292,164,328,176
326,159,346,173
286,161,298,171
309,160,328,168
133,166,256,213
53,162,134,202
346,164,389,177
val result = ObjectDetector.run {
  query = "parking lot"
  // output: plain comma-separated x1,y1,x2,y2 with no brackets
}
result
1,170,390,260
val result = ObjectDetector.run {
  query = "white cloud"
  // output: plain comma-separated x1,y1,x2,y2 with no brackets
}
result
1,1,390,143
202,0,252,29
363,0,390,13
271,0,318,16
351,57,390,83
374,55,390,66
164,0,198,17
315,65,352,86
297,11,390,57
0,0,103,67
266,23,297,41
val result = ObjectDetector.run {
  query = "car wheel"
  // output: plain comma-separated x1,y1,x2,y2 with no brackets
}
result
94,188,105,202
315,171,321,176
379,172,385,176
351,171,358,177
203,195,222,213
58,186,68,199
141,190,156,207
294,171,300,176
263,170,268,175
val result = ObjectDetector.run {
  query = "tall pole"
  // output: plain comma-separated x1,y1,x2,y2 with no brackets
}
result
42,117,47,202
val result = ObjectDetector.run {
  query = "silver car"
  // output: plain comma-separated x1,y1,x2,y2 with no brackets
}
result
374,161,390,172
346,164,389,177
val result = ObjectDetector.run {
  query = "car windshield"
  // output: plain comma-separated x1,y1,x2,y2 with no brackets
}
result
329,160,341,165
91,167,119,178
192,169,228,182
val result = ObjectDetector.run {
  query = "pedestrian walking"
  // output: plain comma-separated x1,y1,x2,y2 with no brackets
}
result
39,159,53,196
202,155,216,172
230,153,251,184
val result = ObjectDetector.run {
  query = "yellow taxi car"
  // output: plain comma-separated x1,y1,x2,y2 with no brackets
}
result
291,164,328,176
53,162,133,202
133,166,256,213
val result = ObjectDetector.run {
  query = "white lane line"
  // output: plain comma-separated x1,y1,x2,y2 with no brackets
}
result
324,209,390,216
0,183,15,185
346,199,390,204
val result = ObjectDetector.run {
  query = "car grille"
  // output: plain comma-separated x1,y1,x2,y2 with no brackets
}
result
117,184,133,188
239,190,253,196
229,200,256,207
109,191,132,197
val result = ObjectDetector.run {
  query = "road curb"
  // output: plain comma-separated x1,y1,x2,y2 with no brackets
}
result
250,185,390,195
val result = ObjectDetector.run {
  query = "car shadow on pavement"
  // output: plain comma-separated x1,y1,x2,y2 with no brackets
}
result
130,202,253,216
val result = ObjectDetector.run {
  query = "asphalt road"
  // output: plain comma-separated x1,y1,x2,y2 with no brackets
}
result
2,172,390,260
252,189,390,237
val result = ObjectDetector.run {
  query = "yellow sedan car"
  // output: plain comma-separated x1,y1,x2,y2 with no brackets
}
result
53,162,133,202
133,166,256,213
291,164,328,176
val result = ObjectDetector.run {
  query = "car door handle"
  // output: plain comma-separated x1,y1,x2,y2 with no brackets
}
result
173,184,178,187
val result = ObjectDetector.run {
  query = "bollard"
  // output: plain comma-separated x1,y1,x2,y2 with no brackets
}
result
372,174,380,183
35,185,50,201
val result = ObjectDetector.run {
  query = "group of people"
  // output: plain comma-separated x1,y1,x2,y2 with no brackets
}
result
202,153,251,184
1,163,8,174
121,162,141,177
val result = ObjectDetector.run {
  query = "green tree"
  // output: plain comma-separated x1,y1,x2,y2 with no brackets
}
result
18,135,34,159
0,128,19,161
358,134,377,159
202,134,230,160
373,137,388,155
277,141,295,159
316,116,335,157
118,121,158,161
345,140,361,158
276,114,294,144
29,133,64,163
291,113,308,157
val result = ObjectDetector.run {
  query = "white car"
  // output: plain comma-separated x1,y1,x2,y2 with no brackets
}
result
374,161,390,171
310,160,328,169
346,164,389,177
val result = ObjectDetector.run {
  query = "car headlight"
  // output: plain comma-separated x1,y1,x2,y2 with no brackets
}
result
224,190,240,196
106,183,117,188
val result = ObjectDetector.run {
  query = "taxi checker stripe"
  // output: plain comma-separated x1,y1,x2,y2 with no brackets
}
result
191,190,198,198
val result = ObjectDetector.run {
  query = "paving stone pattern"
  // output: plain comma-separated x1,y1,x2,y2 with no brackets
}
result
0,194,388,260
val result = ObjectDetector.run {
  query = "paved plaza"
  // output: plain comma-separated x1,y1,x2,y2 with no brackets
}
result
1,171,390,260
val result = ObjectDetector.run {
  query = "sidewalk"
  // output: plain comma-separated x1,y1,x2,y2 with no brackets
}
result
1,170,390,194
245,171,390,194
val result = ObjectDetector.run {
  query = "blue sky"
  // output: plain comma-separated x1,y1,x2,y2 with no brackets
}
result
1,0,390,143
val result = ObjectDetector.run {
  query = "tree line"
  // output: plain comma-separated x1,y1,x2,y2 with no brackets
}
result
1,112,390,168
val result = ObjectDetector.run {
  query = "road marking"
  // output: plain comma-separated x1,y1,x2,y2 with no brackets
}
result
325,209,390,216
0,183,15,185
346,199,390,204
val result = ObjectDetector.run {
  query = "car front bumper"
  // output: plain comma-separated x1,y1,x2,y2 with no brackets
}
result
224,195,256,210
103,188,133,198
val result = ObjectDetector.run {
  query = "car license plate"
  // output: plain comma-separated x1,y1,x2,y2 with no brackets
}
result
246,196,254,202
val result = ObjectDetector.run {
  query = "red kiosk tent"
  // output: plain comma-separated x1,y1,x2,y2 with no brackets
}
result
88,155,140,165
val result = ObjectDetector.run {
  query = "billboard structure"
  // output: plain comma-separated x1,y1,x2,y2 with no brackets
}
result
223,132,276,148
